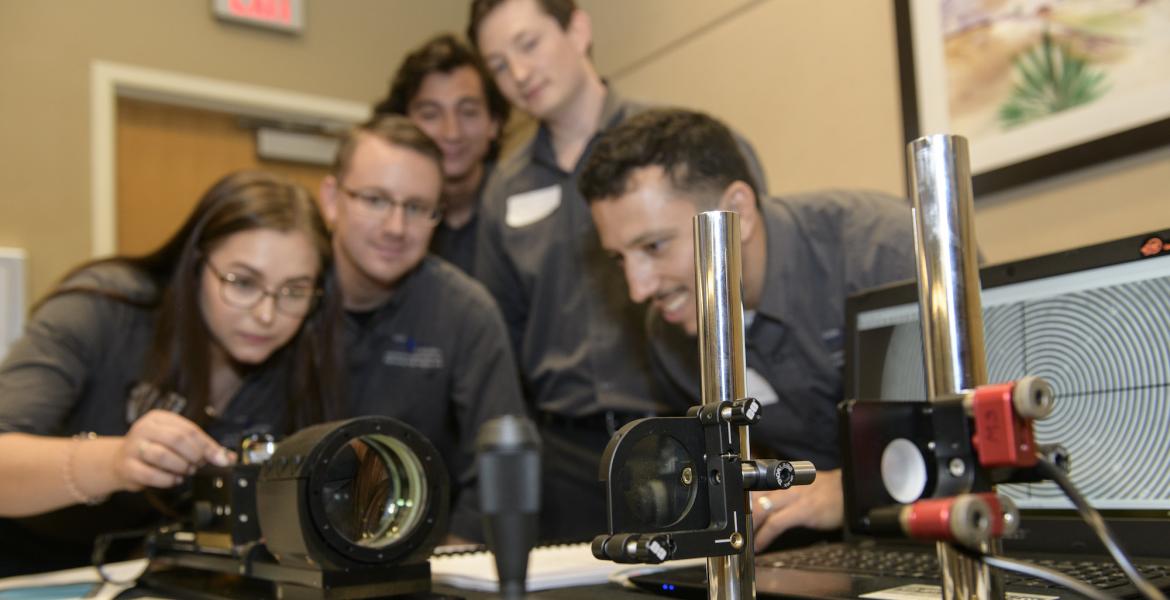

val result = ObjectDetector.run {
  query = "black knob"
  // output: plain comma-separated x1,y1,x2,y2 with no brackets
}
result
721,397,763,425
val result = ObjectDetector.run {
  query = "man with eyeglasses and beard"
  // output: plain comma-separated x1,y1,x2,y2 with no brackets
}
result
318,115,525,544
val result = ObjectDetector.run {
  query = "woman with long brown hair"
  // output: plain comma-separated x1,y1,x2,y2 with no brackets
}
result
0,170,343,575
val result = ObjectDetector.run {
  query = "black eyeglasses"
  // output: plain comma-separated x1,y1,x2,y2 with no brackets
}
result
339,185,442,225
205,261,321,317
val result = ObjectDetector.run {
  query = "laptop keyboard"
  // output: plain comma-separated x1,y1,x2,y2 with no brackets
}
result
760,545,1170,591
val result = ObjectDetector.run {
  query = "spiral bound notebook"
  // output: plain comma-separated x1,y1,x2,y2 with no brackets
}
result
430,543,623,592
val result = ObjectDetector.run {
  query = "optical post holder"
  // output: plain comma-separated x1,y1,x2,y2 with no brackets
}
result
593,397,815,565
856,134,1072,600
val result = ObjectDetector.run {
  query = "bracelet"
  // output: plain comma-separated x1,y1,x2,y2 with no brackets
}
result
63,432,108,506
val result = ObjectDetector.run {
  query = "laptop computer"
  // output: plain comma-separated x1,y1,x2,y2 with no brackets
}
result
629,230,1170,599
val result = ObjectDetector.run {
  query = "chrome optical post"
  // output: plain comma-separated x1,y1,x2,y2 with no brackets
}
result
907,134,1003,600
693,211,755,600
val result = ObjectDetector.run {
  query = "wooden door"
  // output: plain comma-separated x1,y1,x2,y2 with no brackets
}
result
115,98,333,255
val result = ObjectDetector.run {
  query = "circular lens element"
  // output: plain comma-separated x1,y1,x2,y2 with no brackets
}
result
258,416,448,568
617,434,696,528
319,434,428,549
881,438,928,504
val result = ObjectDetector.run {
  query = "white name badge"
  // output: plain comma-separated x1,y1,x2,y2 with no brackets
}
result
506,185,561,227
744,367,779,406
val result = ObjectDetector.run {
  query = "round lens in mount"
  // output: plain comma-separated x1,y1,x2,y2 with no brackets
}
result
617,433,697,528
319,434,428,549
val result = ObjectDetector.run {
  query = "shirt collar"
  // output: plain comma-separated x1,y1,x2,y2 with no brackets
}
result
340,256,430,323
531,84,629,173
754,196,803,327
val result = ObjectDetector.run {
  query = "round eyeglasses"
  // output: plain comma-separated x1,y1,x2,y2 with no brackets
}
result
205,261,321,317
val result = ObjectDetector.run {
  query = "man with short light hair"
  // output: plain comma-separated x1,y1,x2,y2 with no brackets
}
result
319,115,524,542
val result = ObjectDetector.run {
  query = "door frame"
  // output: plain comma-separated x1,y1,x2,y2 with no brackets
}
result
89,60,370,256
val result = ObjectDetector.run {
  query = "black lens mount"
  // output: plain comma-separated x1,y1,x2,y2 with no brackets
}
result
256,416,449,569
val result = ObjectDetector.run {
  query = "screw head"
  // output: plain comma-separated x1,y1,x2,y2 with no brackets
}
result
948,458,966,478
729,532,744,550
680,467,694,486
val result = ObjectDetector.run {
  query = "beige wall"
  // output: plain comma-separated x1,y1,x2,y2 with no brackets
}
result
2,1,1167,304
0,0,468,303
583,0,1170,265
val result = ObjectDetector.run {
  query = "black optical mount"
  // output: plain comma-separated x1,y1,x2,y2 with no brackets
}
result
592,397,815,565
141,416,449,600
841,377,1069,546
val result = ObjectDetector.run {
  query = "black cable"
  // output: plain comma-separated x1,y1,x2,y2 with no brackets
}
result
92,528,153,585
951,546,1116,600
1036,456,1168,600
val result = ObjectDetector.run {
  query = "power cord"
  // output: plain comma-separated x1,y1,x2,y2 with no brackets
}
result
945,454,1166,600
1035,456,1168,600
92,528,153,585
951,545,1116,600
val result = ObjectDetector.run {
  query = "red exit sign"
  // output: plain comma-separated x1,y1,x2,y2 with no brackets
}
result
212,0,304,33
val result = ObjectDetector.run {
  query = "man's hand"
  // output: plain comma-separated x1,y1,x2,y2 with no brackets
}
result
750,468,843,551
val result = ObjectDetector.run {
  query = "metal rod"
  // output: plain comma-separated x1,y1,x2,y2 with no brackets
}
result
693,211,754,600
907,134,1002,600
908,134,987,396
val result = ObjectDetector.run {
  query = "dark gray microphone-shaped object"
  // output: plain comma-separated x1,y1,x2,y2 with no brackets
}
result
476,415,541,600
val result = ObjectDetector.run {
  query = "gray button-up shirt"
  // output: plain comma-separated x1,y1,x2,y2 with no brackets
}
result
474,88,769,417
648,190,918,469
341,256,525,540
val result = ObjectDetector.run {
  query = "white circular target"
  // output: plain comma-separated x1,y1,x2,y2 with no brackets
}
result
881,438,927,504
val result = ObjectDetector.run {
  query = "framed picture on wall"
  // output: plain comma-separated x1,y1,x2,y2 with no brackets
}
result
894,0,1170,196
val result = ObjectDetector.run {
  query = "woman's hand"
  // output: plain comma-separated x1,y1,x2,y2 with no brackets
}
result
113,409,236,491
750,468,844,552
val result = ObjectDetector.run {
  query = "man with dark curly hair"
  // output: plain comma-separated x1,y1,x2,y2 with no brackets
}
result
581,108,918,551
374,33,509,275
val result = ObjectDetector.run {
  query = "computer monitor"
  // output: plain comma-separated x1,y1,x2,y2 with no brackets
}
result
844,230,1170,555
